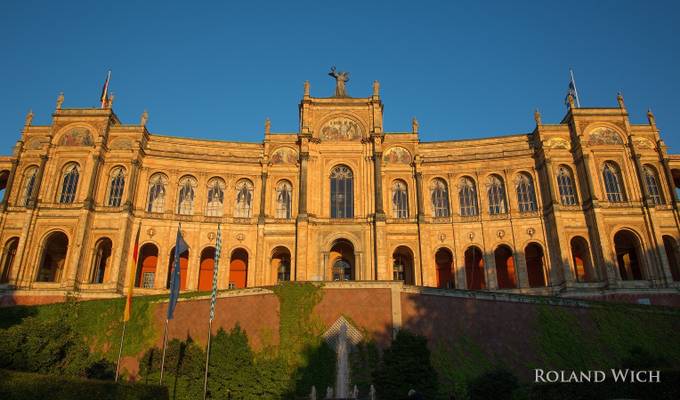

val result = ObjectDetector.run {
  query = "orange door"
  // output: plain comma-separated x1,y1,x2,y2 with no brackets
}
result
198,257,215,291
436,266,452,288
230,259,247,288
179,254,189,290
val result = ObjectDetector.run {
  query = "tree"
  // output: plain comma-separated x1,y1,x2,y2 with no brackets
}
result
373,330,438,399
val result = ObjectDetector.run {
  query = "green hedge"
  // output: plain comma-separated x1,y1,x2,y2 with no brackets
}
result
0,369,168,400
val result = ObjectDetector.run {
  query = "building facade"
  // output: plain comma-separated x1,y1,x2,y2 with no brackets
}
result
0,79,679,299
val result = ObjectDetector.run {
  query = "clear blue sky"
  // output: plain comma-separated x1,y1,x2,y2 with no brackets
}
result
1,0,679,153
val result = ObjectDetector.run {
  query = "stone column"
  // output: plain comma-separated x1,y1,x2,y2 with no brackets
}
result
2,159,19,211
83,154,102,209
125,159,141,211
298,152,309,217
373,153,384,215
258,172,268,224
543,159,558,205
581,153,599,203
414,172,424,221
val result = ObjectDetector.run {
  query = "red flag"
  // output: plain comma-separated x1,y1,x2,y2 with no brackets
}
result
100,70,111,108
123,225,141,322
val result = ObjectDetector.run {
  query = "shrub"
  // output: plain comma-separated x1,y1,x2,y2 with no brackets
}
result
467,368,520,400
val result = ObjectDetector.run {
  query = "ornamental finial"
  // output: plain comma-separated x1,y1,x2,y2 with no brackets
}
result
617,92,625,109
534,108,542,125
56,92,64,109
265,117,271,135
25,109,34,126
647,108,656,126
141,110,148,126
412,117,419,134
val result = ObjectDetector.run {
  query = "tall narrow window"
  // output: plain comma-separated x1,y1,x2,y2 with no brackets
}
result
107,167,125,207
430,178,450,217
330,165,353,218
557,165,578,205
234,179,254,218
516,173,538,212
603,162,626,202
206,178,225,217
177,176,196,215
147,174,167,213
21,166,38,207
643,165,664,206
487,174,507,215
59,163,79,204
391,180,409,219
275,180,293,219
458,177,478,216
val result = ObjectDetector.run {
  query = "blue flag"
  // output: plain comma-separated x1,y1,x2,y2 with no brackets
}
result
167,224,189,320
209,224,223,321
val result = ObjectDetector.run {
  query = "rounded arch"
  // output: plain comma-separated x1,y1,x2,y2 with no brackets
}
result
234,178,255,218
515,171,538,212
330,164,354,219
106,166,126,207
662,236,680,281
435,247,454,289
525,242,547,287
486,173,507,215
136,243,159,288
570,236,595,282
0,169,10,204
316,113,367,141
197,246,216,291
494,244,517,289
392,245,415,285
323,232,363,254
229,248,249,288
642,164,665,205
19,165,39,207
464,245,485,290
329,238,355,281
271,246,292,282
90,237,113,284
556,164,579,205
0,237,20,283
585,124,626,144
429,177,450,217
37,231,69,282
275,179,293,219
55,123,95,145
58,162,80,204
206,177,226,217
390,179,409,219
147,172,169,213
602,161,627,202
166,245,189,290
613,229,646,281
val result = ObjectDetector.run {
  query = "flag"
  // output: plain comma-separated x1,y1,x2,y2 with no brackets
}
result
564,69,580,107
209,224,222,321
167,224,189,320
123,225,141,322
100,70,111,108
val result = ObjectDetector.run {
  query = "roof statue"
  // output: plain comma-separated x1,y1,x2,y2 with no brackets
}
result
647,108,656,126
265,117,271,134
25,109,33,127
412,117,419,134
304,80,310,97
328,66,349,97
617,92,625,109
56,92,64,109
141,110,149,126
373,80,380,97
534,108,542,125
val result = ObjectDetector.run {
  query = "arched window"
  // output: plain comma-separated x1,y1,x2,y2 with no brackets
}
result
458,177,478,216
487,174,507,215
107,167,125,207
516,173,538,212
37,232,69,282
234,179,254,218
91,238,112,284
275,180,293,219
59,163,79,203
391,180,409,219
147,174,167,213
603,162,626,202
177,176,197,215
330,165,353,218
557,165,578,205
20,166,38,207
206,178,225,217
430,178,450,217
272,247,291,282
643,165,664,206
0,238,19,283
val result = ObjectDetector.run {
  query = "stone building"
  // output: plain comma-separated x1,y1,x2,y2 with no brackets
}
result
0,77,679,301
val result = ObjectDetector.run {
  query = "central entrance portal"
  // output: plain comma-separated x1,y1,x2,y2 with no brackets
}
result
329,239,355,281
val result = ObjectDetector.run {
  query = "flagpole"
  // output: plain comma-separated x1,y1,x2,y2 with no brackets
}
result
159,318,170,384
570,68,581,108
203,318,213,400
114,320,127,382
203,223,222,400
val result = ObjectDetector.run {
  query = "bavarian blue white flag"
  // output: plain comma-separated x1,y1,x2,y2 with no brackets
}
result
167,224,189,320
209,224,222,321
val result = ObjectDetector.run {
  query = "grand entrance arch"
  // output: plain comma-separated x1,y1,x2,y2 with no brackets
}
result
37,232,69,282
392,246,415,285
435,248,454,288
329,239,355,281
198,247,216,291
614,230,645,281
229,248,248,288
